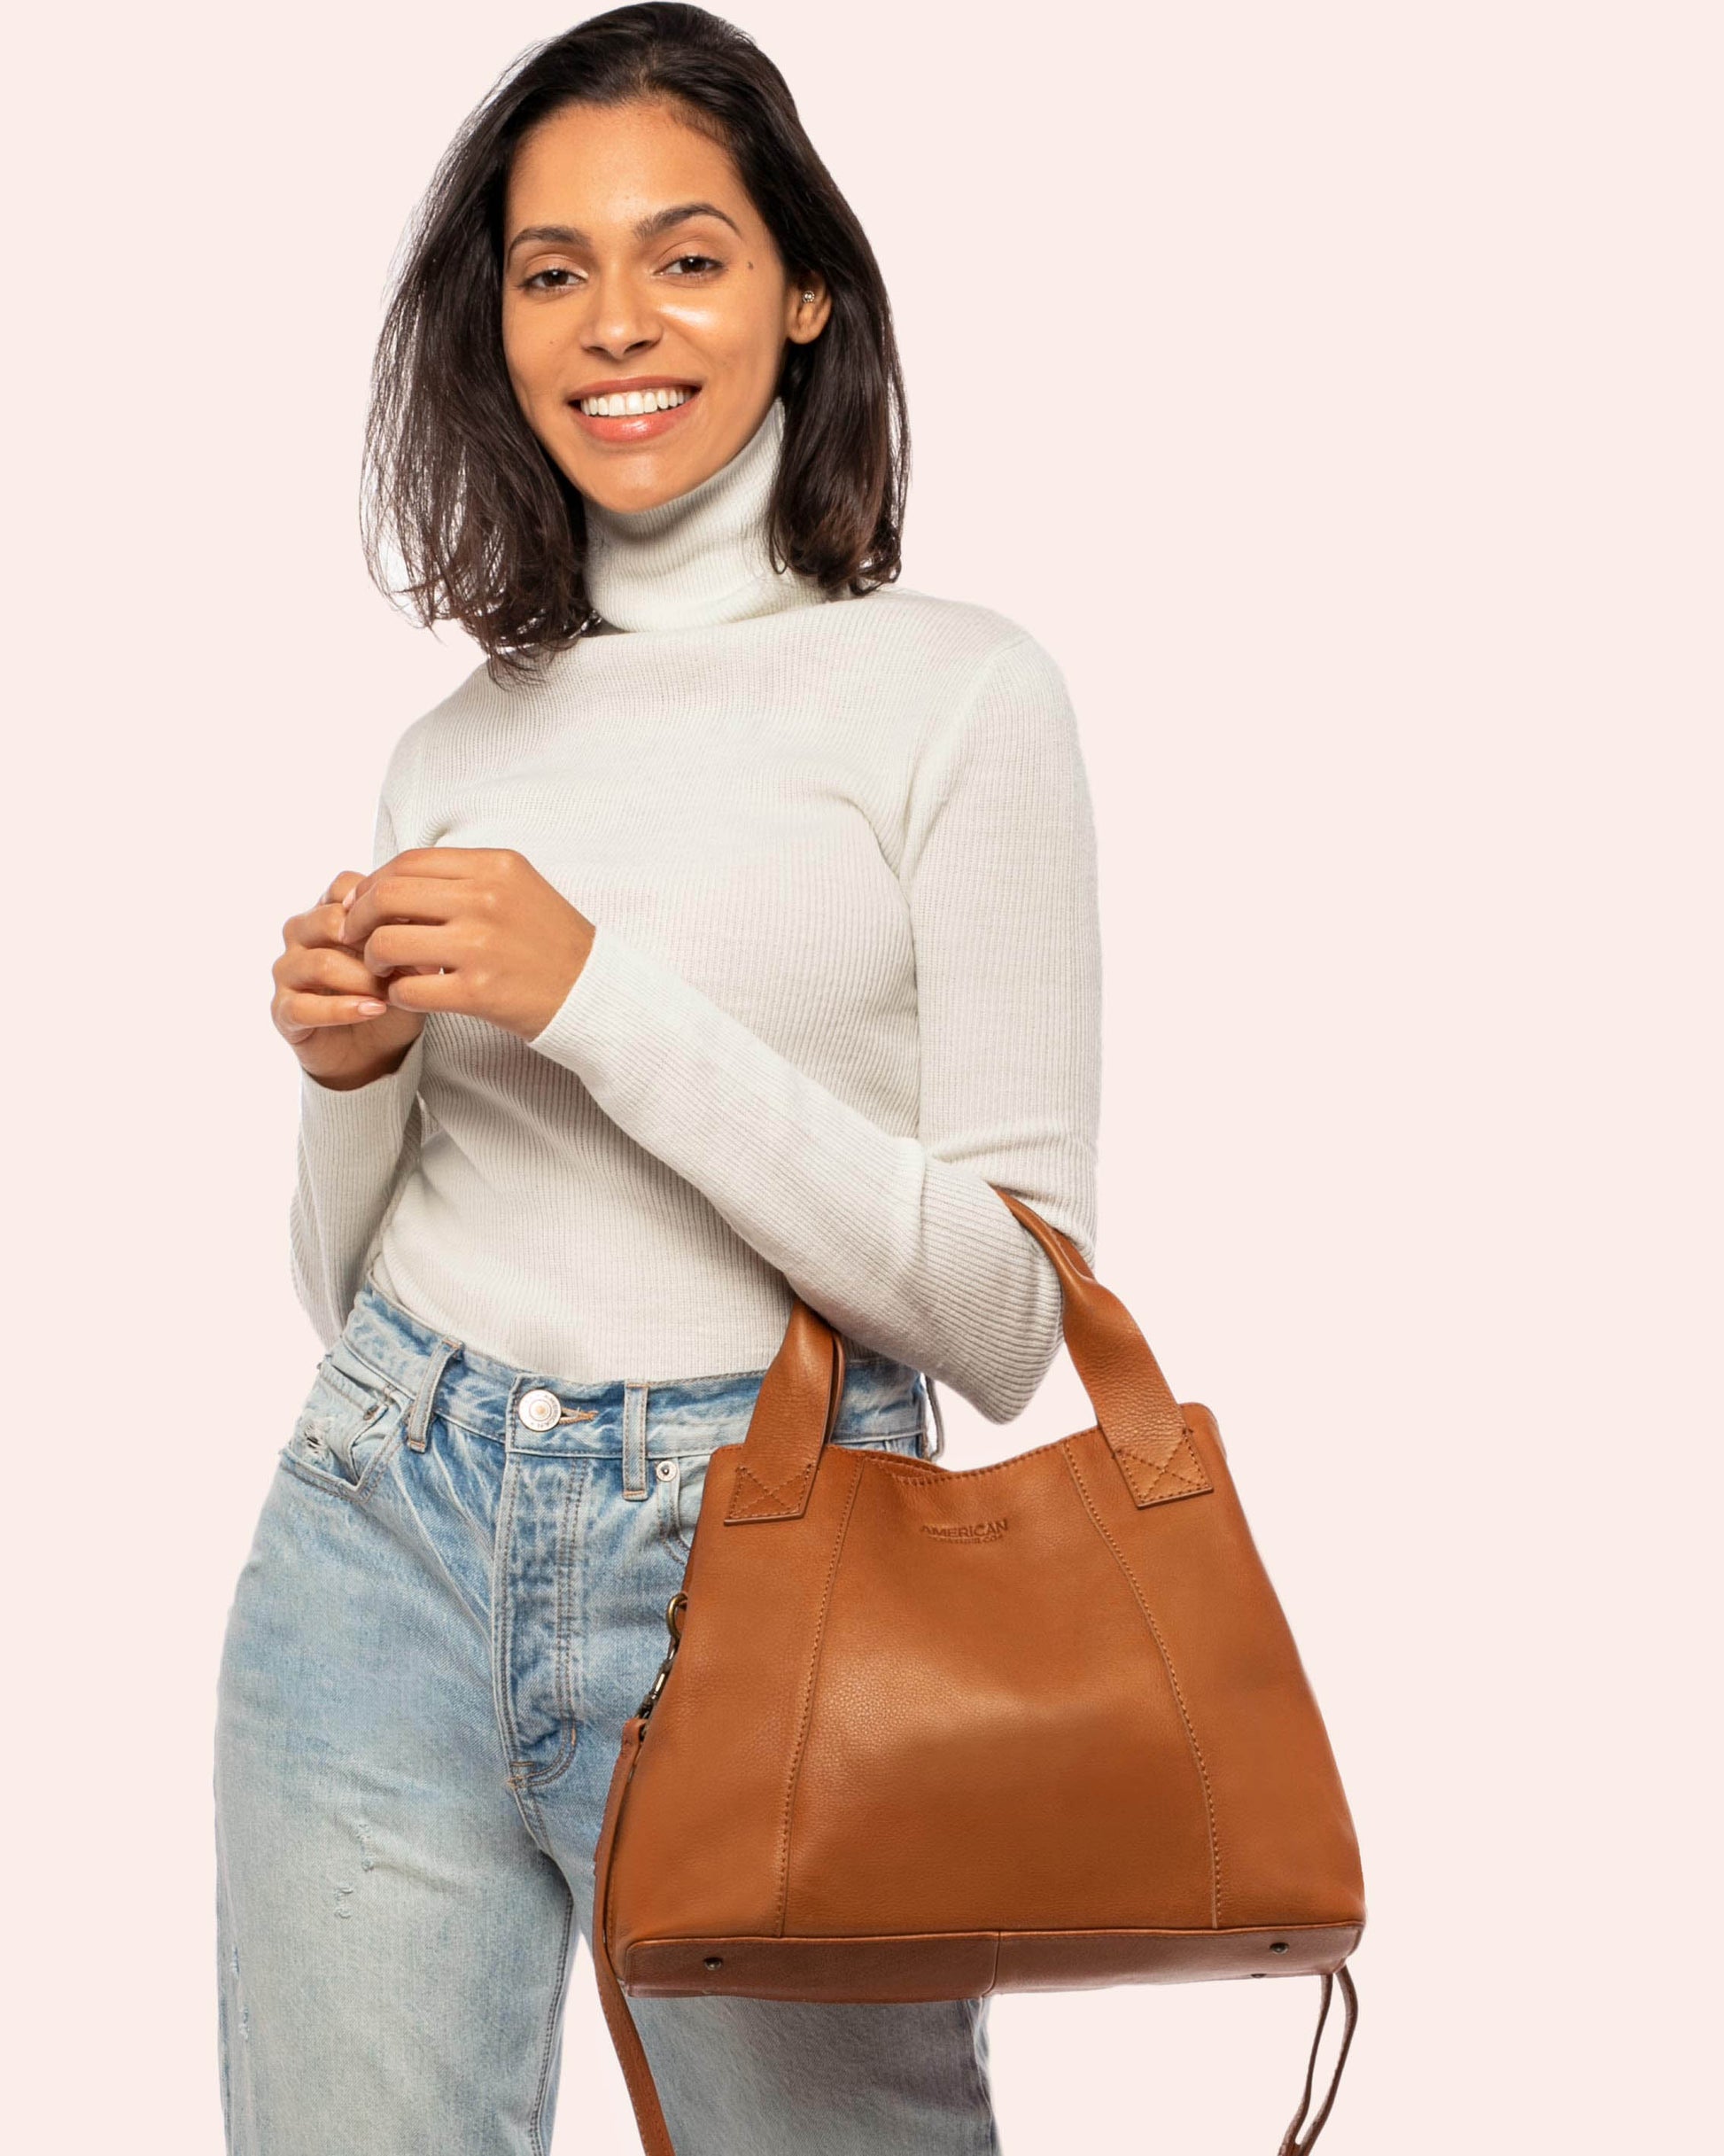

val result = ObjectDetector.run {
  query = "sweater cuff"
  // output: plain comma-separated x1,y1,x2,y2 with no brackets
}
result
526,922,695,1096
299,1031,425,1161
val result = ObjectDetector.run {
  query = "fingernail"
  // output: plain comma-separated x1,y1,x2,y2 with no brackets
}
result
357,1000,386,1016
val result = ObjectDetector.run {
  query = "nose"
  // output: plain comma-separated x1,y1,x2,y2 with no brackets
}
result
580,270,662,363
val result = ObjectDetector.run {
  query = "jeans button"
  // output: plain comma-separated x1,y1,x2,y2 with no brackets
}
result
518,1388,562,1432
655,1459,678,1483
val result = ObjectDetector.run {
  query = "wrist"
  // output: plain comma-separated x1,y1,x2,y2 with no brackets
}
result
304,1038,419,1092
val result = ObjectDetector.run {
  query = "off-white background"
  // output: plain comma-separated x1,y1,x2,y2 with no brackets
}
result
4,4,1716,2147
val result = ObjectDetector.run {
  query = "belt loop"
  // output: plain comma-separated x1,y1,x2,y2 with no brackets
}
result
622,1382,649,1498
407,1334,462,1453
920,1374,947,1460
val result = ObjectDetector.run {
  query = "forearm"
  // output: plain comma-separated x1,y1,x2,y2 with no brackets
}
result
528,927,1094,1420
288,1032,426,1348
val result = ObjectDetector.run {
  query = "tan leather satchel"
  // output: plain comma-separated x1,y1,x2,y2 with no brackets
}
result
594,1187,1366,2152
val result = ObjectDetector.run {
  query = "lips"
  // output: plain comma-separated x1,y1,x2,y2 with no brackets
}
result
568,380,703,444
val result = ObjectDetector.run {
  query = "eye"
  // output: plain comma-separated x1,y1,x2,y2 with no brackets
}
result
521,266,582,292
663,253,722,276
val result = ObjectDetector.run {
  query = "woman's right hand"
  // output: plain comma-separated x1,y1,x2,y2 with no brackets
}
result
273,869,427,1090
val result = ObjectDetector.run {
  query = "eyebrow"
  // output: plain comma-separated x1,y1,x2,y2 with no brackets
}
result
505,200,742,262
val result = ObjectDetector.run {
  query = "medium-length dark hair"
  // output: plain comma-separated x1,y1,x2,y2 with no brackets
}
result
361,4,910,681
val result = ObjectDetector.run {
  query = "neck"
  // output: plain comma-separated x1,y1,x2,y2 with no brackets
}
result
580,396,827,634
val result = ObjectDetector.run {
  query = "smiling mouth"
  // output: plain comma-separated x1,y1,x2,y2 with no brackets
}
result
572,384,699,418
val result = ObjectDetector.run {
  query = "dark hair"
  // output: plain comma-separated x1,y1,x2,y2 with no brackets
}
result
361,4,910,681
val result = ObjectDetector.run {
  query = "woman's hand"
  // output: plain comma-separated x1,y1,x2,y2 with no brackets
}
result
336,847,595,1042
273,870,428,1090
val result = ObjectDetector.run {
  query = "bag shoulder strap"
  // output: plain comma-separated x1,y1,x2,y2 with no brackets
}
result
1279,1963,1362,2154
594,1714,678,2155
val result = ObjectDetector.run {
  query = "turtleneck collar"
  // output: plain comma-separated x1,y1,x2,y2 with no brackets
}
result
580,395,827,635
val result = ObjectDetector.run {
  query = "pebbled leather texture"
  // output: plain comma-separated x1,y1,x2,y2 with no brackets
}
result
594,1186,1367,2152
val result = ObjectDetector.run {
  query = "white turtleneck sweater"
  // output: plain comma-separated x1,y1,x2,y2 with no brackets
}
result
291,397,1101,1423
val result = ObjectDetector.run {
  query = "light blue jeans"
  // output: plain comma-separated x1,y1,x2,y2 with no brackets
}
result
214,1273,998,2154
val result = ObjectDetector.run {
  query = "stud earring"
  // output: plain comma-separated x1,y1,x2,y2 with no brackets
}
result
802,290,816,304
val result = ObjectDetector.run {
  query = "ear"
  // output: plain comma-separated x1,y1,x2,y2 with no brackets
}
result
786,274,833,345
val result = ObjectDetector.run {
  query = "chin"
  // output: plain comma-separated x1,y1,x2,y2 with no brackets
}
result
576,462,689,515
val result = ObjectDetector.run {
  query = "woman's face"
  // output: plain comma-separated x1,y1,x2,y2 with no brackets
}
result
501,99,828,514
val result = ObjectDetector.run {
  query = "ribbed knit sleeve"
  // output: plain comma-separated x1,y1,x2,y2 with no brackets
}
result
288,785,428,1350
524,633,1100,1422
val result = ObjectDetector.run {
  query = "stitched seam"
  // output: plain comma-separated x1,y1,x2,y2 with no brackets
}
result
278,1450,368,1506
276,1438,400,1510
553,1459,589,1726
626,1923,1351,1946
528,1876,577,2156
310,1359,381,1418
291,1386,394,1485
1116,1445,1205,1483
1062,1440,1223,1927
878,1430,1099,1488
1114,1435,1211,1502
1122,1470,1209,1506
677,1435,915,1550
492,1459,540,1812
508,1771,555,1852
432,1410,513,1444
775,1459,865,1936
352,1419,408,1497
604,1734,647,1973
322,1340,412,1411
743,1459,810,1505
408,1404,928,1449
730,1459,813,1515
515,1718,580,1793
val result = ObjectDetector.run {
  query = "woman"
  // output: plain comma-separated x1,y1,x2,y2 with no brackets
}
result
214,5,1100,2150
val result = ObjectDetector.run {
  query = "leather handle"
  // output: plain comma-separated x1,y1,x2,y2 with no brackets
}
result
722,1300,849,1522
727,1185,1209,1522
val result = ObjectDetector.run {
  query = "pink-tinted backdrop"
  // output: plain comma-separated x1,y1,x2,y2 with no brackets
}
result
5,3,1717,2147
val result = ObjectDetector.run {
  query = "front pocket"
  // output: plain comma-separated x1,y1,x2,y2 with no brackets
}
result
281,1344,410,1501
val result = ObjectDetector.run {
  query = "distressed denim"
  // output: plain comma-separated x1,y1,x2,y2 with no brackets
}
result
214,1273,998,2155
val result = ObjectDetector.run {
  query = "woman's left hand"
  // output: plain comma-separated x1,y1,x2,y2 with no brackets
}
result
337,847,595,1042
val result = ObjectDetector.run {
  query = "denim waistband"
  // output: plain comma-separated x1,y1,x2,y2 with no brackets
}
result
337,1271,932,1459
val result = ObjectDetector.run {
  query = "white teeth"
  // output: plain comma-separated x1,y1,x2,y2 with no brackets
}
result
578,386,693,417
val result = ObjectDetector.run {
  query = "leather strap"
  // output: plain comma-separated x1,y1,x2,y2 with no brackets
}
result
993,1187,1209,1506
593,1715,678,2155
722,1304,847,1522
1277,1964,1360,2154
728,1182,1209,1522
